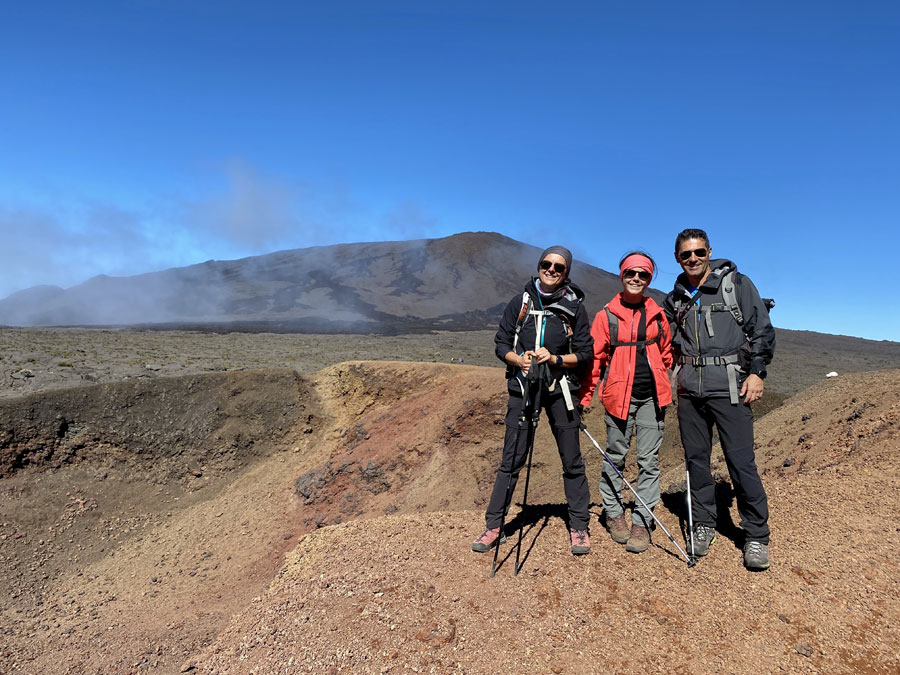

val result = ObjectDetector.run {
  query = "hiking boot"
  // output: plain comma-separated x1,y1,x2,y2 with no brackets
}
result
570,529,591,556
689,524,717,557
625,524,650,553
471,527,506,553
743,541,770,570
606,514,630,545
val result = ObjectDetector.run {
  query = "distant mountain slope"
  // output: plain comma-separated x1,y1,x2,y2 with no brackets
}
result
0,232,635,330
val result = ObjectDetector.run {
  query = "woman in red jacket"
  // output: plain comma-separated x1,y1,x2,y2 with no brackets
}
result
578,251,673,553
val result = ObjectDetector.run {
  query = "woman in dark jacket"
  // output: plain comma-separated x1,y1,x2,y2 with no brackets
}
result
471,245,594,556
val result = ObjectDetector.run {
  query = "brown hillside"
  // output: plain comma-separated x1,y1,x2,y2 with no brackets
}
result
192,369,900,674
1,366,898,673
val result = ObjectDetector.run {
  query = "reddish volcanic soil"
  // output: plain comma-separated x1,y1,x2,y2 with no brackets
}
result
1,363,899,674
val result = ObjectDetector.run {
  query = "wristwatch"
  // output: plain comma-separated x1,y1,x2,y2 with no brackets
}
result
555,355,564,366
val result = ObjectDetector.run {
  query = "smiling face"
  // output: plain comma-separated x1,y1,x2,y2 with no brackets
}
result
621,267,651,299
675,237,712,285
538,253,568,291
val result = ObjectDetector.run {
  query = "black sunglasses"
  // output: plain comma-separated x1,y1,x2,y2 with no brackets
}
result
678,248,708,261
540,260,567,274
623,269,652,281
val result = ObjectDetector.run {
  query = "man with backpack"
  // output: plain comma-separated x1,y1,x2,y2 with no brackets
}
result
664,229,776,570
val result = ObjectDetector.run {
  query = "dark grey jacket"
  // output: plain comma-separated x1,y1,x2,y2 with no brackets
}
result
664,259,775,399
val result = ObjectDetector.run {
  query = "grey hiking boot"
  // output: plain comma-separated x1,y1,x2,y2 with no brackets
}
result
606,514,630,545
570,529,591,556
471,527,506,553
689,524,717,557
743,541,770,570
625,524,650,553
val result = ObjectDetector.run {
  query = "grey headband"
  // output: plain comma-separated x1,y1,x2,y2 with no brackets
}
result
538,246,573,274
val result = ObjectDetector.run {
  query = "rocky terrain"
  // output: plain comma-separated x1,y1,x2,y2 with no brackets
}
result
0,327,898,673
5,325,900,402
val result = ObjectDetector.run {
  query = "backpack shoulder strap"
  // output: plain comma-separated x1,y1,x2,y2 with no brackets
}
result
600,308,616,393
605,307,619,348
511,291,532,354
721,270,744,327
674,286,703,330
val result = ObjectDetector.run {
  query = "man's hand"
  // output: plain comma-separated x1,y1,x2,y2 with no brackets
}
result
740,374,764,404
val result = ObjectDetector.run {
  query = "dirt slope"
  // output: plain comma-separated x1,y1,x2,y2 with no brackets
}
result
1,365,898,674
190,369,900,674
1,362,529,673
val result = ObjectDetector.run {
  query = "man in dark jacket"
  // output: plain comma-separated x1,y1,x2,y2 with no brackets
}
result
664,228,775,570
472,245,594,556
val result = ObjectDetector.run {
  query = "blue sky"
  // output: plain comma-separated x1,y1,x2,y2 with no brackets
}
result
1,1,898,340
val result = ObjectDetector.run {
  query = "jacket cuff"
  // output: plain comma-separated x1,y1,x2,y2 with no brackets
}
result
750,357,767,379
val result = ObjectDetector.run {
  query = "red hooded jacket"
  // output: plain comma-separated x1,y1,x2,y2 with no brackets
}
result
578,294,674,418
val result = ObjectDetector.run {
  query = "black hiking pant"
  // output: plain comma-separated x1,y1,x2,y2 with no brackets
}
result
678,395,770,544
485,391,591,531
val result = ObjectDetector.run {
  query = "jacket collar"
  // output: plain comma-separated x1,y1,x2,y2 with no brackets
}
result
675,259,736,296
607,293,663,320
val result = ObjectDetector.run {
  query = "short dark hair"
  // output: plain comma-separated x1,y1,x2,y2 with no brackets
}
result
675,228,710,252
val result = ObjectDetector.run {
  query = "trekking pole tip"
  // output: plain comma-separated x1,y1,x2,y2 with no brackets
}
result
687,557,698,568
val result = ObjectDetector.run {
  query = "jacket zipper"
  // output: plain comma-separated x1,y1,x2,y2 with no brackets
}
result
626,309,637,417
694,298,702,396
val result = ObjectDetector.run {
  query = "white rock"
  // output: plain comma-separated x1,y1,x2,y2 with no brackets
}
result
826,371,838,378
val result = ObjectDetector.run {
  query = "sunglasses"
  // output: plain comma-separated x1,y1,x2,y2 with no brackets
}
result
540,260,567,274
623,269,652,281
678,248,708,261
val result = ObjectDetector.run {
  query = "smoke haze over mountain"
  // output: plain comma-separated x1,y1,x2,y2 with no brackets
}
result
0,232,632,332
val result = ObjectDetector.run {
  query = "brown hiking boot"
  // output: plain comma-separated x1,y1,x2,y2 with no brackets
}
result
606,514,630,545
625,524,650,553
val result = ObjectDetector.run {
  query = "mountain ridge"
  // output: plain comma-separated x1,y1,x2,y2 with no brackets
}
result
0,232,632,329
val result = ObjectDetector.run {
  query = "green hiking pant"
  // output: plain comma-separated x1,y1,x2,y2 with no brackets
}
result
600,397,665,527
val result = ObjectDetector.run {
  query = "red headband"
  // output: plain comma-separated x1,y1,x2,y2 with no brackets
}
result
620,254,654,280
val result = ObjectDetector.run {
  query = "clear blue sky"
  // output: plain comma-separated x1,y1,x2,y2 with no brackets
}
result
2,1,898,340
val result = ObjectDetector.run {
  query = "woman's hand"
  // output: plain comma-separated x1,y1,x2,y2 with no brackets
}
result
520,354,531,374
527,347,553,364
511,351,533,374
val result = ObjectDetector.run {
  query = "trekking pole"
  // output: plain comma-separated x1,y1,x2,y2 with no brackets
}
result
685,458,698,566
490,417,522,578
490,358,539,578
514,363,545,576
580,424,695,567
